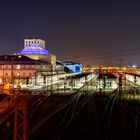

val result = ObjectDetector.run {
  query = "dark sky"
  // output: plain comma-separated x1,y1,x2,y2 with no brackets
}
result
0,0,140,66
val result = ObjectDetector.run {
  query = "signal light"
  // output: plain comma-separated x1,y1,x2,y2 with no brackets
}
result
99,70,104,74
121,74,126,80
107,70,112,74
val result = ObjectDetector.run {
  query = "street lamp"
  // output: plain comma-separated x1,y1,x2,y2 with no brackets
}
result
57,71,59,93
2,63,4,83
64,77,66,93
11,56,15,85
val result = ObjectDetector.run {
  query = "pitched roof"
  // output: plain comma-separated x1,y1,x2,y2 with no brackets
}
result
98,73,117,79
0,55,50,65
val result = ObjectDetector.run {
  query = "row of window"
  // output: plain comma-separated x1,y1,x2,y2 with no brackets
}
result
0,65,35,69
26,41,40,43
3,72,33,76
25,41,40,46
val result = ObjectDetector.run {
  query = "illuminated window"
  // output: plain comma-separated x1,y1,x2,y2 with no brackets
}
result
5,65,8,69
21,65,25,69
32,65,35,68
16,65,20,69
29,65,33,69
17,72,20,76
8,65,11,69
42,65,46,69
18,55,21,58
26,65,29,69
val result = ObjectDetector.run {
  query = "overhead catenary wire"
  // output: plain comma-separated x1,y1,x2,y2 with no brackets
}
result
59,47,140,61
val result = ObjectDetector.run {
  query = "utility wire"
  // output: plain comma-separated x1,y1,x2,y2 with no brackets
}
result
59,47,140,60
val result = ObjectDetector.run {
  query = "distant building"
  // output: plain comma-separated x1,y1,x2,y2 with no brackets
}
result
19,39,56,70
0,54,78,89
97,73,118,89
0,39,83,89
61,61,83,73
0,55,52,87
24,39,45,48
62,73,95,89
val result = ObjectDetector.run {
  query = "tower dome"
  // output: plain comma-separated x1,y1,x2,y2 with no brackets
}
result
20,44,49,55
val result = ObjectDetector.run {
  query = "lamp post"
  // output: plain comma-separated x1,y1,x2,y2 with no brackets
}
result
57,71,59,93
51,65,53,93
134,75,136,84
2,56,7,84
11,56,15,85
119,74,122,98
46,74,48,91
2,63,4,83
17,72,20,86
64,77,66,93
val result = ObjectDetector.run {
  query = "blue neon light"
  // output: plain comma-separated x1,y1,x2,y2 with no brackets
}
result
20,44,49,55
65,64,82,72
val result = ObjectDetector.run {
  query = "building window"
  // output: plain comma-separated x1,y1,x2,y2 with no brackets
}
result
5,73,8,76
29,73,32,76
8,65,11,69
21,65,25,69
42,65,46,69
5,65,8,69
17,72,20,76
26,65,29,69
23,73,26,76
16,65,20,69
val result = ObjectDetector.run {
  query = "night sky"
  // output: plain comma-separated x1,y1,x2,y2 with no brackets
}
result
0,0,140,66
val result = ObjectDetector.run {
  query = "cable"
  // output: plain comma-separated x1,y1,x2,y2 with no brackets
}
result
59,47,140,61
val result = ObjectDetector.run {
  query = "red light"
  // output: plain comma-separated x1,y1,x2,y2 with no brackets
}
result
114,70,118,73
100,70,104,74
107,70,112,74
122,74,126,80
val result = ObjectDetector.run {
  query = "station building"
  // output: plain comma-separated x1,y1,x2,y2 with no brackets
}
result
0,39,84,89
0,54,51,88
19,39,56,71
59,61,83,73
61,72,95,89
97,73,118,90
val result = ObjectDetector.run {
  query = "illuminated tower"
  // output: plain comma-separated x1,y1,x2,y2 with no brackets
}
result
24,39,45,48
19,39,56,70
